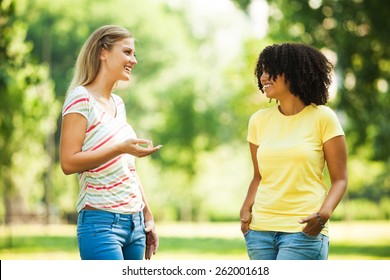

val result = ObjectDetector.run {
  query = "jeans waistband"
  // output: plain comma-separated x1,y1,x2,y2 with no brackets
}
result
78,209,143,224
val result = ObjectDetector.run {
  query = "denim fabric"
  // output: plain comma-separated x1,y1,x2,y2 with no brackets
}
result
77,209,146,260
244,230,329,260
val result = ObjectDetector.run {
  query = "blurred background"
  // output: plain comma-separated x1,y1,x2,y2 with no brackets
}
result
0,0,389,259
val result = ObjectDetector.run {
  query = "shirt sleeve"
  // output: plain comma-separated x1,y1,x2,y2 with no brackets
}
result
62,87,89,120
247,112,259,145
319,106,345,143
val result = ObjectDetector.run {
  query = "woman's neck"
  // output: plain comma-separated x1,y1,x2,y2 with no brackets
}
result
85,77,115,99
278,96,306,116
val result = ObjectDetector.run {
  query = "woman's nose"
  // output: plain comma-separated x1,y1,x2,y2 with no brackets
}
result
260,72,269,83
260,72,269,81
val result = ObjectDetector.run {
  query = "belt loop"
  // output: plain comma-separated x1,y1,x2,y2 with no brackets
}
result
114,213,120,224
131,212,138,226
78,210,84,223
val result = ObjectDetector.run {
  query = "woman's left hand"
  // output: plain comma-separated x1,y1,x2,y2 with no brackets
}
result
299,213,326,236
144,220,158,260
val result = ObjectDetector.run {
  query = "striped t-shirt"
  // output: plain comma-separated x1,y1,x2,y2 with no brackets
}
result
62,86,145,214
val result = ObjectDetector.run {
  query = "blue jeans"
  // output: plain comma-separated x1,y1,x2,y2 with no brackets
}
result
244,230,329,260
77,209,146,260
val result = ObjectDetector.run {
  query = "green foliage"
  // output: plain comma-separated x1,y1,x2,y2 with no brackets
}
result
332,198,390,220
261,0,390,156
231,0,252,12
223,38,276,140
2,0,389,223
264,0,390,216
1,222,390,259
231,0,390,219
20,0,254,221
0,0,60,223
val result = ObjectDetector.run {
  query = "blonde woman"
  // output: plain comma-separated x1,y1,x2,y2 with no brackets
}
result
60,25,162,260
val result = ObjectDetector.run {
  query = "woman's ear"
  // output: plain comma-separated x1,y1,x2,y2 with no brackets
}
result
100,48,108,60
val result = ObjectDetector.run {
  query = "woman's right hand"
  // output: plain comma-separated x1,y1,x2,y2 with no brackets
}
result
121,138,163,157
240,209,252,235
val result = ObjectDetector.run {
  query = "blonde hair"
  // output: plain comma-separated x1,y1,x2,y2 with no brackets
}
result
67,25,133,94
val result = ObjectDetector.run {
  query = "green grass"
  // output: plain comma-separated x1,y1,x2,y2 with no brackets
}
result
1,221,389,260
329,243,390,260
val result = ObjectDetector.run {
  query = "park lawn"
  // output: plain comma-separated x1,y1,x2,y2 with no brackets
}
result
0,221,389,260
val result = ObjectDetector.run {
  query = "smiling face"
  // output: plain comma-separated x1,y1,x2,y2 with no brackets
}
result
100,37,137,82
260,71,290,100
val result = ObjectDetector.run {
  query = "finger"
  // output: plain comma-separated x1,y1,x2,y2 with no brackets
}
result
141,145,163,152
299,215,311,224
148,245,155,259
241,226,248,234
241,213,252,223
153,241,158,254
145,247,151,260
138,146,163,157
240,213,248,222
136,139,162,150
131,138,151,145
145,241,154,259
151,145,163,150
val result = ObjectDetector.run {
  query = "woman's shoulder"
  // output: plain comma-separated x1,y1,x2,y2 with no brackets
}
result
252,106,275,117
64,86,90,106
66,85,89,99
309,104,338,117
62,86,90,114
249,106,275,121
308,104,341,125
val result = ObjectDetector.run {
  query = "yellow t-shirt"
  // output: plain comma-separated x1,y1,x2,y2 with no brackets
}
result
247,104,344,236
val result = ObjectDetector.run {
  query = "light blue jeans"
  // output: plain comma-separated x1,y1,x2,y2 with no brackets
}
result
244,230,329,260
77,209,146,260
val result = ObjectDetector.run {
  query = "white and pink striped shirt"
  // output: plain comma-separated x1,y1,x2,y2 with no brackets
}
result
62,86,145,214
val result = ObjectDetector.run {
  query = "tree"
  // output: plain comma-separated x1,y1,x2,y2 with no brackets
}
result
0,0,60,226
232,0,390,159
20,0,229,221
231,0,390,201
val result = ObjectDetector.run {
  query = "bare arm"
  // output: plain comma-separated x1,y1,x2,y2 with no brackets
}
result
240,142,261,234
59,113,162,175
320,135,348,219
300,135,348,235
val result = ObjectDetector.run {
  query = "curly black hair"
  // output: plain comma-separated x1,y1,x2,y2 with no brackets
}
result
255,43,333,105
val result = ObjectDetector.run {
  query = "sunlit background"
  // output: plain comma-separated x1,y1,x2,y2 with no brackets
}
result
1,0,389,259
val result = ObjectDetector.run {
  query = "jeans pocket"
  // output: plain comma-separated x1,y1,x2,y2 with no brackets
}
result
300,231,321,240
243,229,251,237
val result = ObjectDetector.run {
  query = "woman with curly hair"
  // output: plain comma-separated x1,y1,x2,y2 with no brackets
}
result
240,43,348,260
